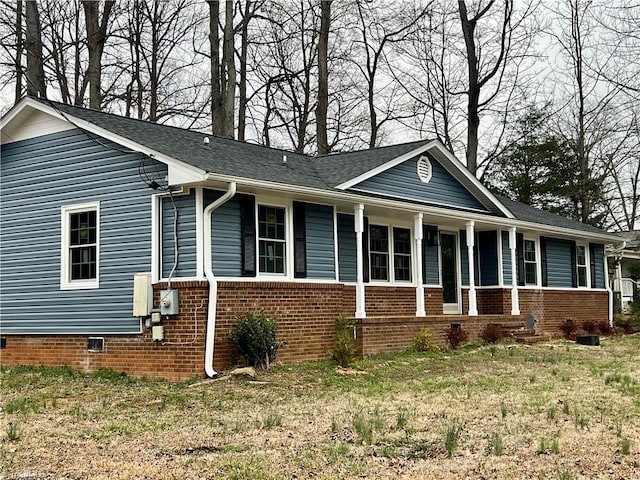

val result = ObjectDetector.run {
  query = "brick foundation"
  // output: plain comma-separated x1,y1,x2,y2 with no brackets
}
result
356,314,525,357
518,289,609,332
0,282,610,380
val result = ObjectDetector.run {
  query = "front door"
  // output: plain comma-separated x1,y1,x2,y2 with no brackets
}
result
441,232,460,314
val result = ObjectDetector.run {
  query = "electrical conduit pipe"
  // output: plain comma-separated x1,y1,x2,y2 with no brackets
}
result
203,182,237,377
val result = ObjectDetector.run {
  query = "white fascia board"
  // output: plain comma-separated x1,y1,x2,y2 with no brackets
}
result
1,98,206,182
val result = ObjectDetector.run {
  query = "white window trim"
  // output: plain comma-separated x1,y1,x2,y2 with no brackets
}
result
523,236,540,287
61,201,100,290
367,221,414,285
576,243,590,288
256,200,291,278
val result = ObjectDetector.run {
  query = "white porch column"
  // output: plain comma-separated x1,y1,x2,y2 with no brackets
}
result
414,213,426,317
509,227,520,315
466,221,478,316
354,203,366,318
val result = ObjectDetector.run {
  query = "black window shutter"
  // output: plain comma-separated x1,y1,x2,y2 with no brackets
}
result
362,216,370,283
570,241,578,288
293,201,307,278
540,236,548,287
516,232,525,286
589,243,597,288
239,194,256,277
422,225,437,283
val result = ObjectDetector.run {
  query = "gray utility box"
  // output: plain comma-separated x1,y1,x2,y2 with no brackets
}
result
159,289,179,316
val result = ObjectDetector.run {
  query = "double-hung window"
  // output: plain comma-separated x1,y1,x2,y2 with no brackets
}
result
524,239,537,285
393,227,412,281
61,202,99,289
369,224,413,282
576,245,588,287
258,205,286,274
369,225,389,281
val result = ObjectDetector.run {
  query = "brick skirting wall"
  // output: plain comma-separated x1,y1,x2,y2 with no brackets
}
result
0,282,609,380
518,289,609,332
356,314,525,357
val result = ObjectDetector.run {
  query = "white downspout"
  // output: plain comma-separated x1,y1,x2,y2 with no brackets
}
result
203,182,237,377
604,253,614,326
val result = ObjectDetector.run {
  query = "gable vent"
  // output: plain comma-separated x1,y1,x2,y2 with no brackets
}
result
417,156,433,184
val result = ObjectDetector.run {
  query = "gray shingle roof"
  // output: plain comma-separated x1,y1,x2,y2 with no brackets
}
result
41,99,330,190
28,98,616,238
496,195,614,236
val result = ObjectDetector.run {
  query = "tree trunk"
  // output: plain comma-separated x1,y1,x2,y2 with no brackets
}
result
237,1,252,142
25,0,46,98
209,1,224,135
458,0,481,175
316,0,331,154
222,0,236,138
82,0,115,110
15,1,23,102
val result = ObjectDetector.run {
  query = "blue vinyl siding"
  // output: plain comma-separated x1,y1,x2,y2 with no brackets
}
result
337,213,357,282
0,129,162,334
206,189,243,277
351,154,486,211
502,231,512,284
161,191,196,278
305,203,335,279
590,243,605,288
478,231,498,286
460,231,469,286
545,238,573,287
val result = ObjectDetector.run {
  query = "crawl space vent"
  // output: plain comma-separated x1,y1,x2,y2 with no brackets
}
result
417,156,433,183
87,337,104,352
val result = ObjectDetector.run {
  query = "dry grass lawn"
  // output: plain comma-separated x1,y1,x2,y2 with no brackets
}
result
1,335,639,479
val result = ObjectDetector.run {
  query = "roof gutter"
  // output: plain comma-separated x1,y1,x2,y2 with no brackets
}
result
203,181,237,377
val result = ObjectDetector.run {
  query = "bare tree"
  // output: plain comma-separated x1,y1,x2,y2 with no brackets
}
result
458,0,513,175
25,0,46,97
82,0,115,109
208,0,235,137
316,0,331,154
353,0,430,148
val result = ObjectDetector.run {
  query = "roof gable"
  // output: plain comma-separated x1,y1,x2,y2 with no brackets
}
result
349,152,488,212
330,140,512,217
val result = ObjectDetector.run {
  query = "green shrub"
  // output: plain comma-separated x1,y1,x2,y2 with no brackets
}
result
228,311,280,369
413,328,440,352
330,315,357,367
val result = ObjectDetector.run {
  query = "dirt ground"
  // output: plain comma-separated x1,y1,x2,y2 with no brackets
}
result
1,335,639,479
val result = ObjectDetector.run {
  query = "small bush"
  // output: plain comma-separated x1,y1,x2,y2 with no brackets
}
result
330,315,357,367
413,328,440,352
596,320,613,335
559,318,577,340
615,318,640,335
228,311,280,369
445,324,468,349
581,320,597,334
480,324,504,344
